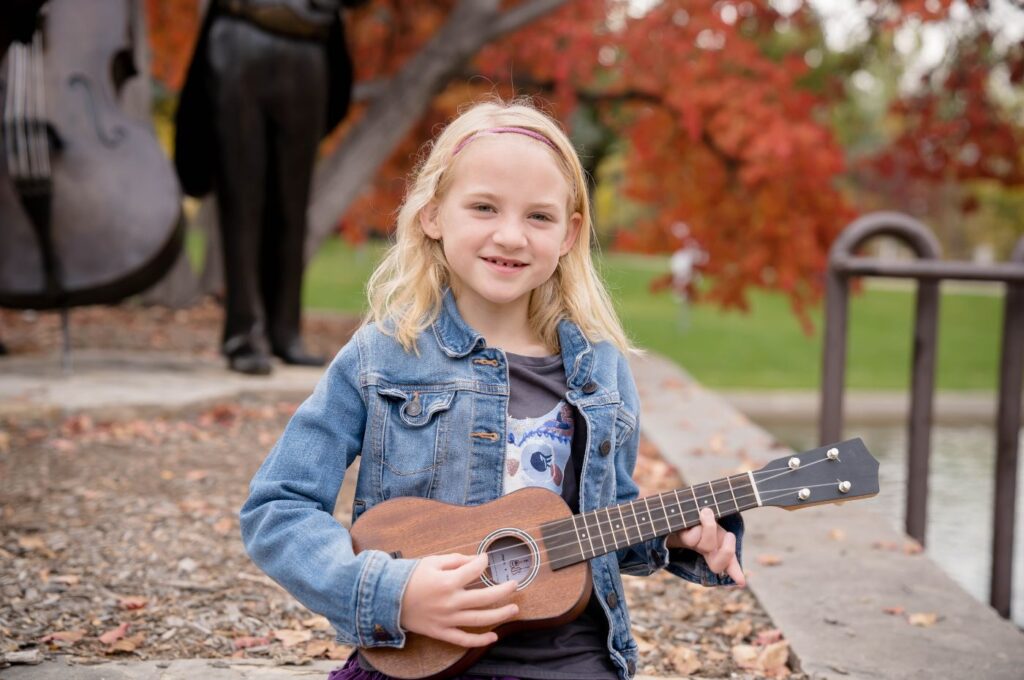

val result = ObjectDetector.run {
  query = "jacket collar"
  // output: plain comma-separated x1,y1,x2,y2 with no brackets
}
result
431,289,486,358
432,289,596,389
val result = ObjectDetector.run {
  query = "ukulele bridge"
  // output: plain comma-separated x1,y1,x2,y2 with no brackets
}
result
478,528,540,591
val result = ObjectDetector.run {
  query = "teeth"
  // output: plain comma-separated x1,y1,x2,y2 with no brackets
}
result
487,258,523,267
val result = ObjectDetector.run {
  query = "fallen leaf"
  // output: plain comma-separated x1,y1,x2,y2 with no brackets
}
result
755,628,785,646
0,431,10,454
160,470,175,480
760,640,791,677
883,606,905,616
105,633,145,654
757,554,783,567
118,596,148,610
828,528,846,541
668,646,702,674
99,622,129,645
233,635,270,650
17,535,47,551
273,629,312,647
908,612,939,627
903,540,923,555
304,640,332,658
39,630,85,644
51,438,77,453
185,469,209,482
872,540,899,551
301,615,332,630
732,643,759,667
213,517,235,535
720,618,753,638
52,574,80,585
327,643,351,660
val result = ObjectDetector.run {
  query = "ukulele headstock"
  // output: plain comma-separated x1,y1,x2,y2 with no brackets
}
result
752,438,879,510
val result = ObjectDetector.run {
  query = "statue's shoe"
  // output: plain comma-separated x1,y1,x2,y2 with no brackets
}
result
228,351,273,375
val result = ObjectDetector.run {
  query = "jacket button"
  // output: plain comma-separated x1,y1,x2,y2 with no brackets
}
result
599,439,612,456
372,624,392,642
582,381,598,394
405,395,422,416
627,659,636,676
605,591,618,609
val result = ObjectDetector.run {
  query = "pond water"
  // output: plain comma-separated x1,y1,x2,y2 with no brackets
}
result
765,423,1024,628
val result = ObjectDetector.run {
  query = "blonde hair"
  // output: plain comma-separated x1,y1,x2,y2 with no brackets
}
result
365,97,635,354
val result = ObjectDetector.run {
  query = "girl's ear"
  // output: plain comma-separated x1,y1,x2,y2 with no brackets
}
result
560,212,583,257
419,201,442,240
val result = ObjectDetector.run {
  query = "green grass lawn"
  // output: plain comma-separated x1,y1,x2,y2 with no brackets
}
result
303,237,1004,391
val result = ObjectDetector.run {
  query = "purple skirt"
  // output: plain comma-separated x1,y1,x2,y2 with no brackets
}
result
328,654,520,680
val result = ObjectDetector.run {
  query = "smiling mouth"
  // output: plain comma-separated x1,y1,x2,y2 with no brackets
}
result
483,256,527,268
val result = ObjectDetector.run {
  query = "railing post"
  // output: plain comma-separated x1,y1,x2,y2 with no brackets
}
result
819,265,847,446
990,237,1024,618
820,213,942,546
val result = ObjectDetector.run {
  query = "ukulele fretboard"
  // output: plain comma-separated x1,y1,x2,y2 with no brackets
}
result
540,473,758,569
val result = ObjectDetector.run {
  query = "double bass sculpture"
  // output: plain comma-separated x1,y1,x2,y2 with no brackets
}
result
0,0,183,359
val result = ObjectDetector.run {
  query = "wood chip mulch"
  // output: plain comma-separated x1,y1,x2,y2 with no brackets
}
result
0,302,804,678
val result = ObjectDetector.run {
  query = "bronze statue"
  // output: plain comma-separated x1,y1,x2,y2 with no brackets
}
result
175,0,363,375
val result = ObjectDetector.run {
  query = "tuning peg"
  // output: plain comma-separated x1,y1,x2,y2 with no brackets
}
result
798,488,810,501
827,447,839,460
788,457,801,470
838,481,851,494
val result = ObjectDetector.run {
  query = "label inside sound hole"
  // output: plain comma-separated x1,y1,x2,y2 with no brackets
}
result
485,535,533,585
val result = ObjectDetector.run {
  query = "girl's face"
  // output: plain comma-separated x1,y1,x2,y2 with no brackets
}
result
420,134,582,325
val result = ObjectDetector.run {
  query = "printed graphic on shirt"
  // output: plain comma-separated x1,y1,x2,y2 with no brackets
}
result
503,401,574,496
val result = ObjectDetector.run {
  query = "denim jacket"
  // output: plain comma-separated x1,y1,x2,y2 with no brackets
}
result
240,291,743,680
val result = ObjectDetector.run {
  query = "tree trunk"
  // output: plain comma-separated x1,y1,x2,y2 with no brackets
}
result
304,0,568,261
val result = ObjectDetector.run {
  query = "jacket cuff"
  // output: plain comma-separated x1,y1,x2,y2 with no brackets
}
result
665,513,744,587
351,551,418,648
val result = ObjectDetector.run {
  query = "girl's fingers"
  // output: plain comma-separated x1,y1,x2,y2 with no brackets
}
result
450,553,490,584
456,579,517,609
704,528,735,574
432,553,478,571
726,554,746,587
449,602,519,628
697,508,718,555
434,627,499,649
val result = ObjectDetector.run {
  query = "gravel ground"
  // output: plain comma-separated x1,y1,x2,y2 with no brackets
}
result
0,303,803,678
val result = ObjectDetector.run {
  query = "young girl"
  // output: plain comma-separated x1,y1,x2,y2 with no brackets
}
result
240,98,744,680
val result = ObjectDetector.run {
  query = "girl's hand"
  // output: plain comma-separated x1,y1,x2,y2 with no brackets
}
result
400,553,519,647
666,507,746,586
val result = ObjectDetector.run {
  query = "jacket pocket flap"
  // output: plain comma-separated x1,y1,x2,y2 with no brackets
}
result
376,387,456,427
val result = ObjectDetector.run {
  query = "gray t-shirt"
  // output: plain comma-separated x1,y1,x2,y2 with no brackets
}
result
467,352,619,680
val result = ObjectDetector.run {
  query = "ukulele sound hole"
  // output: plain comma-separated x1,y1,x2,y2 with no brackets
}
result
480,530,539,590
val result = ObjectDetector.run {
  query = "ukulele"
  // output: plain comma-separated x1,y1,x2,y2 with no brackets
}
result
351,438,879,680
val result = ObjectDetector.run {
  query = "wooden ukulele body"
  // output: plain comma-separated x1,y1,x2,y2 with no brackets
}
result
350,487,592,680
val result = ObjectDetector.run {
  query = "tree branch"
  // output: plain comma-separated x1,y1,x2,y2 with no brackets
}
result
304,0,569,258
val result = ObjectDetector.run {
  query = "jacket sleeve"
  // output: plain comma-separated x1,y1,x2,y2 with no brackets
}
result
239,331,417,648
612,354,744,585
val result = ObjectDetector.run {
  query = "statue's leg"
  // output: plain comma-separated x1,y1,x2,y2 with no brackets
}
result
261,38,328,366
206,18,272,374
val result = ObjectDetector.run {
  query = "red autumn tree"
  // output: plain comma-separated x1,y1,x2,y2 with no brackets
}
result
145,0,1023,321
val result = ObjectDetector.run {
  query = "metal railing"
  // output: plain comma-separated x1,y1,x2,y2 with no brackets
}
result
819,211,1024,620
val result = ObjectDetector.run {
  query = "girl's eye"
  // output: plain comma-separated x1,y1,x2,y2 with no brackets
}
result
530,213,553,222
472,204,495,213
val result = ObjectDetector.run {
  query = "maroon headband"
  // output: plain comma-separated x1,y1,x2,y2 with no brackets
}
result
452,126,558,156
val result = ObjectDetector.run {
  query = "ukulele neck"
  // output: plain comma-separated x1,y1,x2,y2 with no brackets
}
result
540,473,759,570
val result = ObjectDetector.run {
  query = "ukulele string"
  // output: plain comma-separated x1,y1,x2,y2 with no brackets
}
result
389,458,840,568
456,478,856,591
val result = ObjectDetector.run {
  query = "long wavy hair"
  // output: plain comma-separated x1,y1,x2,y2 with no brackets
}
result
365,96,635,355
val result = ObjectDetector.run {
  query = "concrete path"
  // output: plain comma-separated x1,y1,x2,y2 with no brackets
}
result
2,349,1022,679
632,353,1024,680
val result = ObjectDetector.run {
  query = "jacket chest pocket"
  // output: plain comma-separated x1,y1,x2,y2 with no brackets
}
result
374,386,456,499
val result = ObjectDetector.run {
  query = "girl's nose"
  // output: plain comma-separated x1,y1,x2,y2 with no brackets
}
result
492,217,528,248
